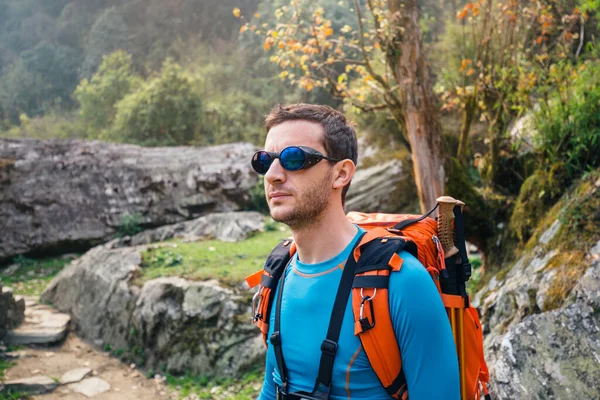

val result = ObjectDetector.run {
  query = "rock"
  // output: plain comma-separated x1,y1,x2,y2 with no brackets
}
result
41,229,265,378
487,296,600,399
2,263,20,276
111,211,265,247
0,138,259,262
478,239,600,398
0,284,25,339
129,278,264,377
68,377,111,397
60,367,92,384
4,302,70,345
2,375,57,395
508,112,536,154
41,245,141,351
345,157,418,214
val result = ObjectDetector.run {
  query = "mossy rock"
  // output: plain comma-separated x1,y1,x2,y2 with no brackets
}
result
509,163,569,244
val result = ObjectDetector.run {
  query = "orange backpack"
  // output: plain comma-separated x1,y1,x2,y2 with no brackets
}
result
246,200,491,400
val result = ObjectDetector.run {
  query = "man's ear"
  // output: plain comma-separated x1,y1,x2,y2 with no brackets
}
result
332,160,355,190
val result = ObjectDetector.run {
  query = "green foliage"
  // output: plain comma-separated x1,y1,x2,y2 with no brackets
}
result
0,41,79,123
0,255,74,296
110,59,202,146
117,212,145,238
534,60,600,179
74,50,141,133
0,110,83,140
80,7,131,78
247,178,269,214
165,368,263,399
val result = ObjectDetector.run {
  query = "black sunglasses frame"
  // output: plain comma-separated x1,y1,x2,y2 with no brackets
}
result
251,146,341,175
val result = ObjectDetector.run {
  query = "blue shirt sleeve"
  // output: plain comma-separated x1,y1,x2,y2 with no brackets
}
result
389,251,460,400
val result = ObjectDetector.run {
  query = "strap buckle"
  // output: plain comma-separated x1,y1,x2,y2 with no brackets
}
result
359,289,376,331
252,287,264,322
270,331,282,346
320,339,338,356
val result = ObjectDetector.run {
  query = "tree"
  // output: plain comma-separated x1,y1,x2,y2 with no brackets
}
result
81,7,131,78
0,41,79,123
238,0,445,212
74,50,141,133
111,59,202,146
436,0,587,186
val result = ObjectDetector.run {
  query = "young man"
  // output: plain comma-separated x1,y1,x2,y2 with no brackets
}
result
253,104,459,400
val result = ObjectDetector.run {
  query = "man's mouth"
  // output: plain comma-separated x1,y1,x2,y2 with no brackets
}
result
269,191,291,199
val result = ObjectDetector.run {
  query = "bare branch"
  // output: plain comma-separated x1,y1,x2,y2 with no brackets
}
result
352,0,390,91
576,14,584,58
366,0,386,48
350,101,388,112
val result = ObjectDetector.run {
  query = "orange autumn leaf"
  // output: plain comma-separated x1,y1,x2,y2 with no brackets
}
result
460,59,472,71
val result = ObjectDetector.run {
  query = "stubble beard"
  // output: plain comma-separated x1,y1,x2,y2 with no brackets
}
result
269,170,332,231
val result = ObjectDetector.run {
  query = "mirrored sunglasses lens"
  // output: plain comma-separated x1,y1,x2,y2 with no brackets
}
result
280,147,305,171
252,151,272,174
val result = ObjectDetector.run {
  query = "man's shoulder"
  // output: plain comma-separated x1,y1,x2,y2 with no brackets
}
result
389,250,435,289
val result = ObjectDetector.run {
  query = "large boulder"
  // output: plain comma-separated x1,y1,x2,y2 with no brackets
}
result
112,211,266,247
0,283,25,339
0,139,259,262
345,157,418,214
474,173,600,399
481,240,600,399
40,211,266,377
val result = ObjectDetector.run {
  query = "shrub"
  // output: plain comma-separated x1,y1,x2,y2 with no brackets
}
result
534,60,600,179
74,50,141,134
111,59,203,146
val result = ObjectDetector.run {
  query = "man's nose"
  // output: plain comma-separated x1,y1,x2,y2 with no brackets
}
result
265,159,286,185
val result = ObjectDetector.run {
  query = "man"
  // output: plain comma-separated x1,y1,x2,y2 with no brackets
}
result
253,103,459,399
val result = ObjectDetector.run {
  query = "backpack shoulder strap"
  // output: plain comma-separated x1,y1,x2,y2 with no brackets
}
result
350,235,411,400
246,238,296,346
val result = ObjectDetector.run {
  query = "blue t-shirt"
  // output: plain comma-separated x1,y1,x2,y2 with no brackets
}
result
258,228,460,400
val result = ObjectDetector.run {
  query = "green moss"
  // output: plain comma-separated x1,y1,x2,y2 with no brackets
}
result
134,222,291,288
542,251,588,311
510,169,552,243
525,288,540,316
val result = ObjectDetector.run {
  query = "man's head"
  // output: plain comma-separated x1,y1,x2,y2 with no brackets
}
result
257,103,358,230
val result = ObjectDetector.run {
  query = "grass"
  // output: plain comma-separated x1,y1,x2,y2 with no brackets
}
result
165,369,263,400
0,358,29,400
0,255,75,297
134,222,291,287
0,359,14,380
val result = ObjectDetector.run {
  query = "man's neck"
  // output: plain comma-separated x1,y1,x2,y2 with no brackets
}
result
291,209,358,265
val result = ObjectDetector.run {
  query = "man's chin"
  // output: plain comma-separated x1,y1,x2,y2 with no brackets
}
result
269,208,295,225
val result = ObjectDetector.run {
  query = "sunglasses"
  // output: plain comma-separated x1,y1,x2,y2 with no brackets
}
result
251,146,341,175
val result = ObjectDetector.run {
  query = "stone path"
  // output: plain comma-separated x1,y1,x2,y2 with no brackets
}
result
1,297,178,399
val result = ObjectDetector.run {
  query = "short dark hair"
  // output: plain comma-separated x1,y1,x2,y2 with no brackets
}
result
264,103,358,206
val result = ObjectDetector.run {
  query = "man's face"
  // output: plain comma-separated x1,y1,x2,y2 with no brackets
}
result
263,120,335,230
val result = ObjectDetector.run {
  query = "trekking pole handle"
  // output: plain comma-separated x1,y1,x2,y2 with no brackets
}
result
436,196,459,258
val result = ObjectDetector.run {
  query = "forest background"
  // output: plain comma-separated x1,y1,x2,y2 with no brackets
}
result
0,0,599,274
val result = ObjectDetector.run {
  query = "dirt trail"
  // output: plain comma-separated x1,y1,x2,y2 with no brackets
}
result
3,333,178,399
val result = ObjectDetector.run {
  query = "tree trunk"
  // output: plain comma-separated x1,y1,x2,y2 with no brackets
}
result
457,94,477,161
387,0,446,213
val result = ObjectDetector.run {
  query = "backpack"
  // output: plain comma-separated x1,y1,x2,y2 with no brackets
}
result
246,197,491,400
